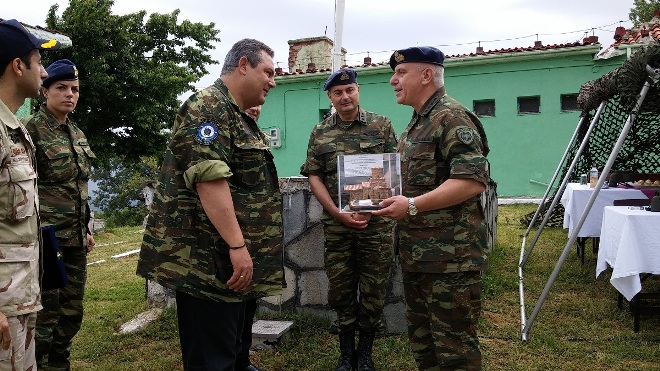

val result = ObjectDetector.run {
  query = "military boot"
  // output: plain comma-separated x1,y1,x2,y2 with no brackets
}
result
335,331,356,371
356,331,376,371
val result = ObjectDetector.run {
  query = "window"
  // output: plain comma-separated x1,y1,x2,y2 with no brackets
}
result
473,99,495,117
518,96,540,114
560,94,579,111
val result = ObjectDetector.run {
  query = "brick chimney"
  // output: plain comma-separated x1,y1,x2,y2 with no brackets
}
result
614,26,626,41
534,40,543,48
582,36,599,44
363,56,372,65
476,46,484,54
287,36,346,72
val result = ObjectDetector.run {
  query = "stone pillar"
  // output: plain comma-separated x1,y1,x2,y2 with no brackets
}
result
143,177,504,335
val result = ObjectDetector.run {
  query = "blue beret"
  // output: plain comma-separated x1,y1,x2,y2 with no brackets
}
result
323,68,358,91
389,46,445,70
0,19,61,65
42,59,79,87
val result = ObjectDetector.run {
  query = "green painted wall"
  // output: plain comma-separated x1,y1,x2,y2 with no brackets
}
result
259,46,624,197
16,99,31,119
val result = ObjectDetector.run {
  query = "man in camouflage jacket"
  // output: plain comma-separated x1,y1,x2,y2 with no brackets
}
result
0,19,60,371
137,39,281,371
301,68,397,371
374,47,490,371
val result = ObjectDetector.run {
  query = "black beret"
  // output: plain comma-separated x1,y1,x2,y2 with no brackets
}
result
42,59,78,88
0,19,61,65
389,46,445,70
323,68,358,91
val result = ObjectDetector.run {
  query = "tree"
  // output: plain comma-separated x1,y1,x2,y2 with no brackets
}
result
44,0,220,167
629,0,660,26
91,156,160,227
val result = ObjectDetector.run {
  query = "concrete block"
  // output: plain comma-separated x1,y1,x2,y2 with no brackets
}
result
298,270,329,306
286,225,325,269
117,308,163,334
283,190,308,245
251,319,294,349
279,176,310,193
383,301,407,334
90,218,105,234
387,262,404,299
145,280,176,309
262,266,296,306
308,194,324,224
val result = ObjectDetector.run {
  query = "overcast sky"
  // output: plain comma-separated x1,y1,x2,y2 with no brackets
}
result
4,0,636,92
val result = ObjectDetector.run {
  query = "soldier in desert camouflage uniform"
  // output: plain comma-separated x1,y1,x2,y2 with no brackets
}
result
373,47,490,371
23,59,96,371
137,39,281,371
0,19,60,371
301,68,397,371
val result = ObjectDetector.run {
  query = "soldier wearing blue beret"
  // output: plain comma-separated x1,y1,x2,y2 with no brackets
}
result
374,47,491,370
23,58,96,370
0,18,60,371
388,46,445,70
323,68,358,91
302,68,397,371
42,59,78,88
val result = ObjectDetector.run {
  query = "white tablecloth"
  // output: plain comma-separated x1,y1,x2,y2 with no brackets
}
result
596,206,660,300
561,183,647,237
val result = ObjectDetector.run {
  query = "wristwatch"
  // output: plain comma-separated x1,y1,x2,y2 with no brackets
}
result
407,197,418,216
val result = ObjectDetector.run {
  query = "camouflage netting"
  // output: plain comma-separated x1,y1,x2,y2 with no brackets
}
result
522,43,660,227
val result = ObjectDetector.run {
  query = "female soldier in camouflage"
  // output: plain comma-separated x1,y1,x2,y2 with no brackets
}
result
23,59,96,371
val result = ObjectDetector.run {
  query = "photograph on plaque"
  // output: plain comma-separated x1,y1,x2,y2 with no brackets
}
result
337,153,402,213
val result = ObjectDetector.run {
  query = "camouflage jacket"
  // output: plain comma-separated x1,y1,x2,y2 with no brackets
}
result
0,100,41,317
24,105,95,248
137,79,283,302
397,87,490,273
300,107,398,228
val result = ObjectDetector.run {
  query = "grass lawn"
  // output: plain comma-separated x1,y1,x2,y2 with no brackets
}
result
72,204,660,370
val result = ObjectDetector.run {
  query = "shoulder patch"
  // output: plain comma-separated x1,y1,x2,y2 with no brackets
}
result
456,127,474,145
195,122,219,145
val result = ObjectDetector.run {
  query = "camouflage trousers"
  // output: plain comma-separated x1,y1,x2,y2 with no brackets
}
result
324,222,394,333
402,270,482,371
36,244,87,371
0,312,37,371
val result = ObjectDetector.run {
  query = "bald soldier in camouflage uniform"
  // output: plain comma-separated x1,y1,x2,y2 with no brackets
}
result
301,68,397,371
374,47,490,371
137,39,281,371
24,59,96,371
0,19,60,371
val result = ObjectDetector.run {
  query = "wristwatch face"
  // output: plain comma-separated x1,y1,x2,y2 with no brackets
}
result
408,198,418,215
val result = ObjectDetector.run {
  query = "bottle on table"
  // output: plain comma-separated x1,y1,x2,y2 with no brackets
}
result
589,165,599,188
651,191,660,212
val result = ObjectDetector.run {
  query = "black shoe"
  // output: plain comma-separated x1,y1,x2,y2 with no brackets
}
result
335,331,356,371
357,356,375,371
246,364,263,371
356,331,376,371
335,356,353,371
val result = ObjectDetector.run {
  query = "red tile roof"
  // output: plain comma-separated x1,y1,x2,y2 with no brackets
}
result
598,13,660,58
612,17,660,46
275,39,601,77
